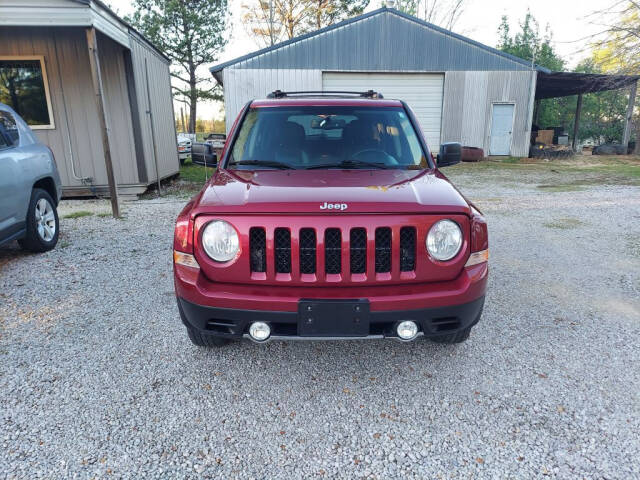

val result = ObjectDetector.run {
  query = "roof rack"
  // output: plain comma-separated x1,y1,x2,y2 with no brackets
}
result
266,90,384,99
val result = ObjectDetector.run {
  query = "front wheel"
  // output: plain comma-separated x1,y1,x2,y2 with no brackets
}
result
18,188,59,253
429,326,472,344
187,328,231,348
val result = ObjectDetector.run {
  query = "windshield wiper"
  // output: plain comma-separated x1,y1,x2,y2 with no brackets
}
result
306,160,390,170
231,160,294,170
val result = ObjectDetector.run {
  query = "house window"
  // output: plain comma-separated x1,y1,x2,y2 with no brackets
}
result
0,57,54,129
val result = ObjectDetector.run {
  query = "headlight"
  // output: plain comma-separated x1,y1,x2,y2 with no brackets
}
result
202,220,239,262
426,219,462,261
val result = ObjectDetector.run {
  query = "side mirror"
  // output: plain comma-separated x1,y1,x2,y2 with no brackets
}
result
437,142,462,167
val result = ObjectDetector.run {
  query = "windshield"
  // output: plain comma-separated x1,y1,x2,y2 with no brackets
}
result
227,106,430,170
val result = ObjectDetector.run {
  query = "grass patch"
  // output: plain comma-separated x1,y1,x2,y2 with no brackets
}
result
179,159,215,183
63,210,93,219
536,184,585,192
453,155,640,186
96,212,112,218
543,218,586,230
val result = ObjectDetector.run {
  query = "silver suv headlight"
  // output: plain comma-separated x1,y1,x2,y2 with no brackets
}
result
426,219,462,261
202,220,239,262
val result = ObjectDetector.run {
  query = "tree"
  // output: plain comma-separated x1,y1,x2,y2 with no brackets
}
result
574,60,629,143
394,0,467,30
588,1,639,152
497,12,569,131
306,0,369,31
497,11,564,71
242,0,369,47
128,0,229,133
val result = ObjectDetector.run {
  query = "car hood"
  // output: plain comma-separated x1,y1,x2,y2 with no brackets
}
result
193,169,471,215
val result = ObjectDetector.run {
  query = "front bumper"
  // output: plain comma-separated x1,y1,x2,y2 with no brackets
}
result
175,258,487,340
177,295,485,341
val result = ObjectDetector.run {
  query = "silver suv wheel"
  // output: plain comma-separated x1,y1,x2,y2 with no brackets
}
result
35,197,56,241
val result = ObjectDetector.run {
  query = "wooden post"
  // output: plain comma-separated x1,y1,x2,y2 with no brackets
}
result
144,58,162,195
86,27,120,218
533,99,541,126
622,81,637,151
572,93,583,152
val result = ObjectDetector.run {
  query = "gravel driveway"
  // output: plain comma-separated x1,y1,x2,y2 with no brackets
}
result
1,165,639,479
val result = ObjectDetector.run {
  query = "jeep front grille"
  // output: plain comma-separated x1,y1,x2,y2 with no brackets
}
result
248,225,419,280
274,228,291,273
249,227,266,273
400,226,416,272
350,227,367,274
324,228,341,275
299,228,316,274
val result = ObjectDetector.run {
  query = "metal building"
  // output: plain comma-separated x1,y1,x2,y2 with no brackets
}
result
211,7,543,157
0,0,178,197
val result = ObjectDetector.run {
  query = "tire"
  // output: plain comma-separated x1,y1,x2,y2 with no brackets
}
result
18,188,59,253
429,326,472,344
187,328,230,348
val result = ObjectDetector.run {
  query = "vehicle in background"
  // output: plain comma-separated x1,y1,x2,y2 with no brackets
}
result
173,91,488,348
190,142,217,167
204,133,226,150
0,103,62,252
177,134,192,165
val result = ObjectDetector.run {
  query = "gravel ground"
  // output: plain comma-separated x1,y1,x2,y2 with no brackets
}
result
1,165,640,479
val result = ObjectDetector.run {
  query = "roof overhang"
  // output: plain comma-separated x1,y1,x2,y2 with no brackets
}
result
0,0,170,63
536,71,639,99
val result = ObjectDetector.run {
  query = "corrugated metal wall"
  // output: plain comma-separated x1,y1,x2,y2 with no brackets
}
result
441,71,536,157
217,9,539,156
128,33,178,182
224,68,536,156
223,68,322,132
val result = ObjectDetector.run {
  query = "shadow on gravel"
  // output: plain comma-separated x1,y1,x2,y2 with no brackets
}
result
0,244,34,270
188,338,464,387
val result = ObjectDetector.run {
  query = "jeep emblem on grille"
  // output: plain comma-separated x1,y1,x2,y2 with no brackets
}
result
320,202,348,211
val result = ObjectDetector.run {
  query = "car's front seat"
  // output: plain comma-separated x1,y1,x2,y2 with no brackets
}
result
274,121,309,167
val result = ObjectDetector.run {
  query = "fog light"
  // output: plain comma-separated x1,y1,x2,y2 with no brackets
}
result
397,321,418,340
249,322,271,341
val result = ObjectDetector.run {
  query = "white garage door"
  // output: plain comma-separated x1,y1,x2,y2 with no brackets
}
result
322,72,444,150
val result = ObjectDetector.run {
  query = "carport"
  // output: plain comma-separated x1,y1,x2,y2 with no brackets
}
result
533,71,640,152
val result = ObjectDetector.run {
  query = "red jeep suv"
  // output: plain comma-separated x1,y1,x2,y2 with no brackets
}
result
173,91,488,347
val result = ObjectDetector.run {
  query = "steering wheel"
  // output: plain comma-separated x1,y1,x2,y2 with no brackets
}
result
350,149,398,165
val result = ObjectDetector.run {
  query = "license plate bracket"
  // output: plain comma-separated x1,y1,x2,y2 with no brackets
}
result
298,299,370,337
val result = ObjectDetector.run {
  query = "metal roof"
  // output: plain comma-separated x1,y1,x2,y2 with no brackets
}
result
0,0,170,63
210,7,548,81
536,71,640,99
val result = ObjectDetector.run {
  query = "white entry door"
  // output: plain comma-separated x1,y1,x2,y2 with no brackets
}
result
489,104,514,155
322,72,444,150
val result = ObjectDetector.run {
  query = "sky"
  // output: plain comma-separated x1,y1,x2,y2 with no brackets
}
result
109,0,608,120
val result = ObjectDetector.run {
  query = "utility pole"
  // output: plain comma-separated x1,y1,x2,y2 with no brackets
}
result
86,27,120,218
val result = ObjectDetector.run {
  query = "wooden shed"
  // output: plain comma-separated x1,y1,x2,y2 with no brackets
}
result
0,0,178,198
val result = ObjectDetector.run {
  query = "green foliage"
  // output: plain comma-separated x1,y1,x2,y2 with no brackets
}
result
63,211,93,219
127,0,229,132
497,11,631,144
497,11,564,71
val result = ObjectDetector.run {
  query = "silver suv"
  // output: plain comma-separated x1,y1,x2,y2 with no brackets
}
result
0,103,62,252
